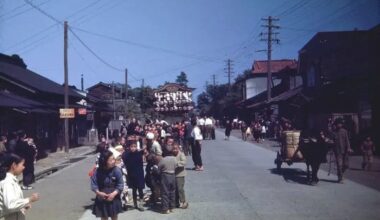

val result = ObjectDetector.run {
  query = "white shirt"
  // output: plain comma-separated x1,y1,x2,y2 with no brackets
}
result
151,141,163,156
261,126,267,133
191,126,203,141
0,173,29,220
198,118,205,126
205,118,213,126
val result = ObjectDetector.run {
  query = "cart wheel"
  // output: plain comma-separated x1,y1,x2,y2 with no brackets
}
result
275,152,282,171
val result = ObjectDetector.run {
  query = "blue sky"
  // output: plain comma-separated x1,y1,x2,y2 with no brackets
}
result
0,0,379,98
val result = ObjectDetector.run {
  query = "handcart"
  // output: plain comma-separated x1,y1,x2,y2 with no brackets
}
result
274,130,304,170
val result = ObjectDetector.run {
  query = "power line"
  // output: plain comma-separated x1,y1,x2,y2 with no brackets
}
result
69,28,124,72
70,26,221,63
24,0,62,24
2,0,53,22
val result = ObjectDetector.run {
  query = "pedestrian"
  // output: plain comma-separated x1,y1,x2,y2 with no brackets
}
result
0,153,40,220
191,120,204,171
183,120,193,156
253,122,261,143
158,146,177,214
360,136,375,171
241,122,248,141
333,118,353,183
14,132,36,190
173,144,188,209
123,141,145,211
144,132,162,205
261,124,267,140
0,135,7,154
246,126,252,140
91,150,124,220
224,120,232,140
6,132,18,154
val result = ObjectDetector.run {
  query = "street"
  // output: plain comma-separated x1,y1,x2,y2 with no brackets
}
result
26,130,380,220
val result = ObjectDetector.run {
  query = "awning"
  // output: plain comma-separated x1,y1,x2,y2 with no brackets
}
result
269,86,304,103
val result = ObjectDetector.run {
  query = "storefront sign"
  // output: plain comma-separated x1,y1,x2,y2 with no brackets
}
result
78,108,87,115
59,108,75,118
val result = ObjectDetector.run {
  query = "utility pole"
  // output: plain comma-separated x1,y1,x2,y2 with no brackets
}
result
261,16,280,101
141,78,145,112
63,21,69,153
112,81,116,120
224,59,234,88
205,80,209,90
81,74,84,91
125,68,128,119
212,74,216,87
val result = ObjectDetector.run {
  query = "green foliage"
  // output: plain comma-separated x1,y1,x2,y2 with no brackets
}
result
175,71,188,86
197,70,249,119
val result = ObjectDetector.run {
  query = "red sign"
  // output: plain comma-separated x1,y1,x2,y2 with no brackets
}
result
78,108,87,115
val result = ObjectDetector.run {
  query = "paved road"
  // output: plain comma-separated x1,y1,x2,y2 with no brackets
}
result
25,130,380,220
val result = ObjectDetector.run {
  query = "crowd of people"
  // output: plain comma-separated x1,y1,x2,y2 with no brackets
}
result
0,131,40,220
90,116,214,219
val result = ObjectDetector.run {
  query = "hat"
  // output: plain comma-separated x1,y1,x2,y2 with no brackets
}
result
146,132,154,140
114,145,123,151
109,147,121,158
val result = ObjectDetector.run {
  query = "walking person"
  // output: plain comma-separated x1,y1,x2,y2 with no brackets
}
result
360,136,375,171
224,120,232,140
333,119,353,183
158,146,177,214
173,144,188,209
191,120,204,171
0,153,40,220
91,151,124,220
123,141,145,211
14,132,36,190
241,122,248,141
261,124,267,141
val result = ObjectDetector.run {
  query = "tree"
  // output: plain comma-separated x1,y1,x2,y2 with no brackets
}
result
176,71,188,86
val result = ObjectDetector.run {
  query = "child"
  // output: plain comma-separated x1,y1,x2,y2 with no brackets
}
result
91,151,124,220
158,146,177,214
361,136,375,171
123,141,145,211
173,144,188,209
0,153,40,220
112,145,129,210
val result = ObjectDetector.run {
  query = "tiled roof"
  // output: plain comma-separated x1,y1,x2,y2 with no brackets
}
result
252,59,297,75
0,61,83,98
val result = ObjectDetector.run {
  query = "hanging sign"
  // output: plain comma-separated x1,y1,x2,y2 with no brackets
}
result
60,108,75,118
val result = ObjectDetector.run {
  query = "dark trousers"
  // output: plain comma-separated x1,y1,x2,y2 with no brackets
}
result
132,187,144,202
192,140,202,167
161,173,176,211
175,177,186,205
23,168,34,186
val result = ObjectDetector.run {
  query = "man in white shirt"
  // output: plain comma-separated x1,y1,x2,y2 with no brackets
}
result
191,120,204,171
204,117,213,140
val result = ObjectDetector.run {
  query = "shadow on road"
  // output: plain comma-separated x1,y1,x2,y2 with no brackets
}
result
269,168,310,185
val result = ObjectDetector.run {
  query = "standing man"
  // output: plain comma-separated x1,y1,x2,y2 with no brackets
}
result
204,116,213,140
191,119,204,171
183,120,193,156
333,118,353,183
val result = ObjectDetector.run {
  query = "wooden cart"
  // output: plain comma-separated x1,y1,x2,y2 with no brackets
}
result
274,130,304,170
